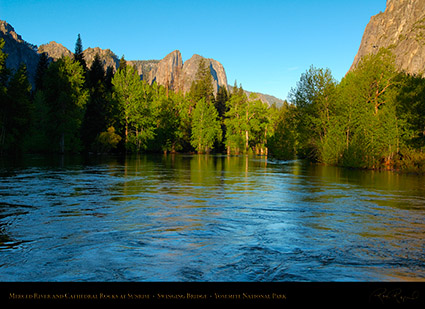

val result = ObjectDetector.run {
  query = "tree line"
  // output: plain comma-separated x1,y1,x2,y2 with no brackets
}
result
0,35,274,157
271,48,425,173
1,35,424,173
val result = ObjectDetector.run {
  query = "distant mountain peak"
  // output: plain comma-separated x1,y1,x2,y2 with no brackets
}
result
38,41,72,59
0,19,283,103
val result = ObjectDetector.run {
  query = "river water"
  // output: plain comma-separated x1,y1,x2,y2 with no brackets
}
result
0,154,424,282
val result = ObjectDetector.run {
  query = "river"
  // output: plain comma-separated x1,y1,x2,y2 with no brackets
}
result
0,154,424,281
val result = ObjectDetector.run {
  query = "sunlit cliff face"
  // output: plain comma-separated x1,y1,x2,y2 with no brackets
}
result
351,0,425,76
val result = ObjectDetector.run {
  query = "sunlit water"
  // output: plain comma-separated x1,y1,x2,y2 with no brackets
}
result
0,154,424,282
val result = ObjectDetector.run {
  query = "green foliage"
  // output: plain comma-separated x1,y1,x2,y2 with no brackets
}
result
396,73,425,149
190,58,214,104
246,93,272,155
151,93,181,153
26,90,50,152
43,56,88,153
35,52,49,91
268,102,297,160
3,34,423,175
0,64,32,154
336,48,400,169
191,98,222,153
282,47,425,172
81,53,112,152
112,60,155,152
224,84,246,154
95,126,122,153
0,39,9,88
74,34,87,71
288,65,338,161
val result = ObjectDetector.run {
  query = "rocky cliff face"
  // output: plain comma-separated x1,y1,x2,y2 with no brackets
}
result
83,47,119,72
127,59,159,80
0,19,281,104
150,50,184,91
351,0,425,75
137,50,228,96
181,54,228,95
0,20,39,86
38,41,72,60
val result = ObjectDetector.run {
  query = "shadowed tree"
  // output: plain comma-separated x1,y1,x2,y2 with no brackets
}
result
43,56,88,153
74,34,87,71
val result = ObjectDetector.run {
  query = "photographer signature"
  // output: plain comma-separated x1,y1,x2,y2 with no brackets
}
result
370,288,420,304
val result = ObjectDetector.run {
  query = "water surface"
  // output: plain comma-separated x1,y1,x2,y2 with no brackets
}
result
0,154,424,281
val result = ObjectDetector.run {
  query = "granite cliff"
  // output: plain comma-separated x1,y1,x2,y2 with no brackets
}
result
0,19,281,104
130,51,228,96
0,20,39,85
38,41,72,60
351,0,425,75
182,53,228,95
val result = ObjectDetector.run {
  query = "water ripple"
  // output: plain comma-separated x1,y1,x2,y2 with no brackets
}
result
0,154,424,281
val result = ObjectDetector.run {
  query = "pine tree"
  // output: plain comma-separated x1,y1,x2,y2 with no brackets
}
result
43,56,88,153
0,38,9,151
213,86,229,153
81,53,110,152
74,34,87,71
151,91,180,154
190,58,215,104
224,84,247,154
0,38,9,88
397,73,425,149
35,52,49,91
0,64,32,153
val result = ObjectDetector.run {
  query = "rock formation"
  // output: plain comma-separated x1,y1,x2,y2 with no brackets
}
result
181,54,228,95
150,50,184,91
83,47,119,72
0,20,39,86
351,0,425,75
130,50,229,97
38,41,72,60
0,19,282,104
127,59,159,81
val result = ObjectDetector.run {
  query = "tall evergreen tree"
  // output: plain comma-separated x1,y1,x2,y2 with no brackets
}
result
224,84,247,154
0,38,9,88
397,73,425,149
0,64,32,154
74,34,87,71
81,53,111,152
213,86,229,153
151,90,180,154
43,56,88,153
0,38,9,151
35,52,49,91
190,58,215,104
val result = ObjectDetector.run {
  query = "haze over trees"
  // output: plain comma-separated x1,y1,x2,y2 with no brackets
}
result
1,34,424,173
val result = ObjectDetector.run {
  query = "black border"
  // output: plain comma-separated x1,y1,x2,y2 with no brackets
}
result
1,282,424,306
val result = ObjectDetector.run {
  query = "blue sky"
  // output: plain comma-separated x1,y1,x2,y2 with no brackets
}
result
1,0,386,100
